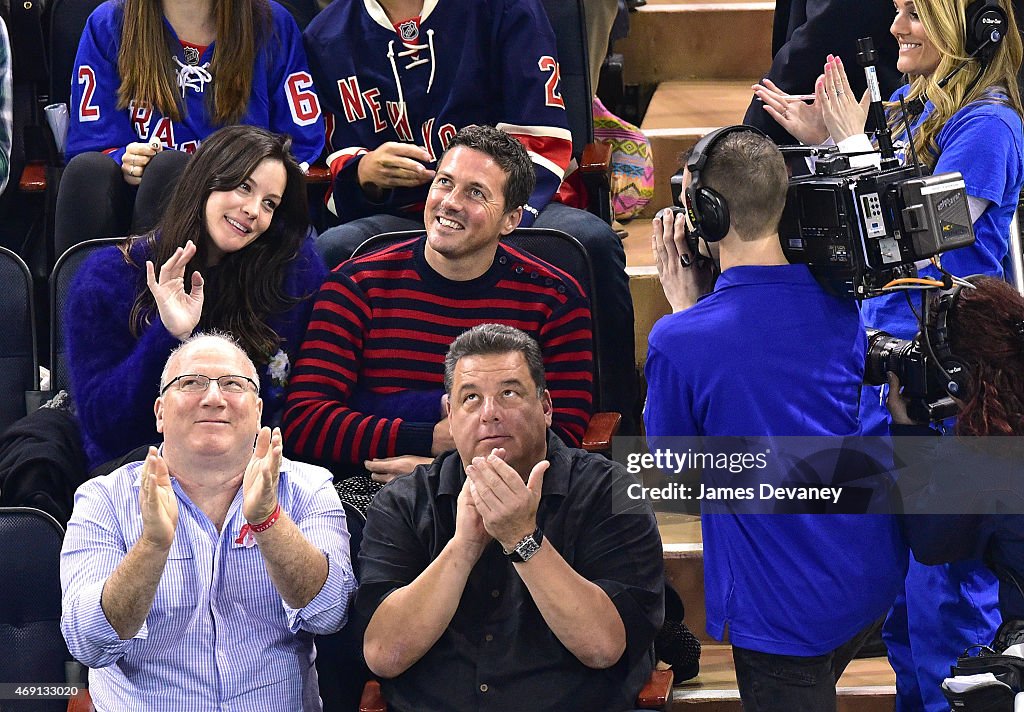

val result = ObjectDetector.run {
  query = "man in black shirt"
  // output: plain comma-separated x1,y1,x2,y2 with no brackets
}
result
355,323,664,712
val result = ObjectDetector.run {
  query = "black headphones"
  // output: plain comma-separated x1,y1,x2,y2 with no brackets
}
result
965,0,1008,60
927,280,976,399
683,124,769,243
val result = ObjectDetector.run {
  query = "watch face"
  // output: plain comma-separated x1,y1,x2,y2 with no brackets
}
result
515,534,542,562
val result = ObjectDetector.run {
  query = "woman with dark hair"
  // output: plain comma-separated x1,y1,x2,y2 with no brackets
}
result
919,278,1024,437
888,277,1024,654
57,0,323,246
66,124,326,470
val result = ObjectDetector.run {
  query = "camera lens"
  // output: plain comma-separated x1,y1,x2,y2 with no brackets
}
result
864,328,914,386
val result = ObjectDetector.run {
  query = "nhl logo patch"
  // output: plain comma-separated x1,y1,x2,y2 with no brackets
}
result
183,45,201,66
398,19,419,41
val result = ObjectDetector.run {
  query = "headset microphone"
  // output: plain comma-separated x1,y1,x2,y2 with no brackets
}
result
905,0,1007,115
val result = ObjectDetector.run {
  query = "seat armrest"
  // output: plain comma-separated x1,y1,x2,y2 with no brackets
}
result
579,142,613,223
359,679,387,712
306,164,331,184
67,689,94,712
19,160,48,192
636,668,674,710
580,141,612,174
582,411,621,452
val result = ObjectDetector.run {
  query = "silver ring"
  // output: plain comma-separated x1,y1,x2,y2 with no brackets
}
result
836,89,845,97
782,109,790,119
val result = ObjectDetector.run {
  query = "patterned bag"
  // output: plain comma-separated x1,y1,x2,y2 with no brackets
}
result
593,96,654,220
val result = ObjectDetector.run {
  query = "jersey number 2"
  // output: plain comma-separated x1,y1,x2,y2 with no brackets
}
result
78,66,100,122
538,56,565,109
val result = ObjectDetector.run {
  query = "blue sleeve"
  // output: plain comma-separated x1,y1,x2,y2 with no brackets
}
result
264,3,325,166
935,103,1023,206
66,2,132,164
281,463,356,634
65,247,178,460
60,476,141,668
493,0,573,223
347,386,446,422
931,103,1023,277
643,325,701,439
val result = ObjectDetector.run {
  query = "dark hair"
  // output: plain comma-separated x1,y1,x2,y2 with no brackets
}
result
942,277,1024,435
438,125,535,213
444,323,546,395
686,130,788,239
124,124,309,364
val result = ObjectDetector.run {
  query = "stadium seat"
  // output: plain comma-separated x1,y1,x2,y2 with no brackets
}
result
0,506,75,712
48,237,121,397
0,246,39,433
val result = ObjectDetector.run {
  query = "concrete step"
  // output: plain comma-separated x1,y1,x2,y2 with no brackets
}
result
639,79,759,220
657,513,713,644
623,218,669,368
617,3,774,84
671,645,896,711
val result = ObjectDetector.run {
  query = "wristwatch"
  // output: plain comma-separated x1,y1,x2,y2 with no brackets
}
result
503,527,544,562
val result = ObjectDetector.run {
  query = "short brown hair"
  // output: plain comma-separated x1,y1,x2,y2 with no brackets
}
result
694,131,788,240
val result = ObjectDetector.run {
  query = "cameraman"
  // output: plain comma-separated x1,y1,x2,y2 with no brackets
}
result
888,277,1024,642
754,1,1024,708
644,127,906,712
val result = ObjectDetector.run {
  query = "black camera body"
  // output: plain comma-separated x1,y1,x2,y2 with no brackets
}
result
779,155,975,298
865,328,961,421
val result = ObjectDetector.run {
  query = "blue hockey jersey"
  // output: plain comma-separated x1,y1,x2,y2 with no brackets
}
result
67,0,325,167
303,0,573,225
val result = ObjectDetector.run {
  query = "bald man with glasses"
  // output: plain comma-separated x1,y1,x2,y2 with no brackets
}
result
60,332,356,712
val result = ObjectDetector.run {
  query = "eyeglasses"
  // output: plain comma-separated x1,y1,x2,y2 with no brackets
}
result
160,374,260,396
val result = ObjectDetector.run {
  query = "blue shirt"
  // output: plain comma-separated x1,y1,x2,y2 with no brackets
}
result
860,85,1024,434
645,264,906,655
862,85,1024,341
60,455,355,712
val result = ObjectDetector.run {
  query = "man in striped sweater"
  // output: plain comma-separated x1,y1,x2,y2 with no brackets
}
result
283,125,594,484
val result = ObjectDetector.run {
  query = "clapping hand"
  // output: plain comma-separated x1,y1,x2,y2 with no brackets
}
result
818,55,870,143
752,78,829,145
138,446,178,550
146,240,204,341
465,448,548,552
454,476,492,561
243,427,283,524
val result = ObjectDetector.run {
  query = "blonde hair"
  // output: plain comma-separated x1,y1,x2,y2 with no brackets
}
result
115,0,271,124
887,0,1024,168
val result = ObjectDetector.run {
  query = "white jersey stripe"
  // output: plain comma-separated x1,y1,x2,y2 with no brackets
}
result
498,122,573,143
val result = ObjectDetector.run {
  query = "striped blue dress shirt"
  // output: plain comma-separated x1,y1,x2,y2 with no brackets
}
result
60,456,356,711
